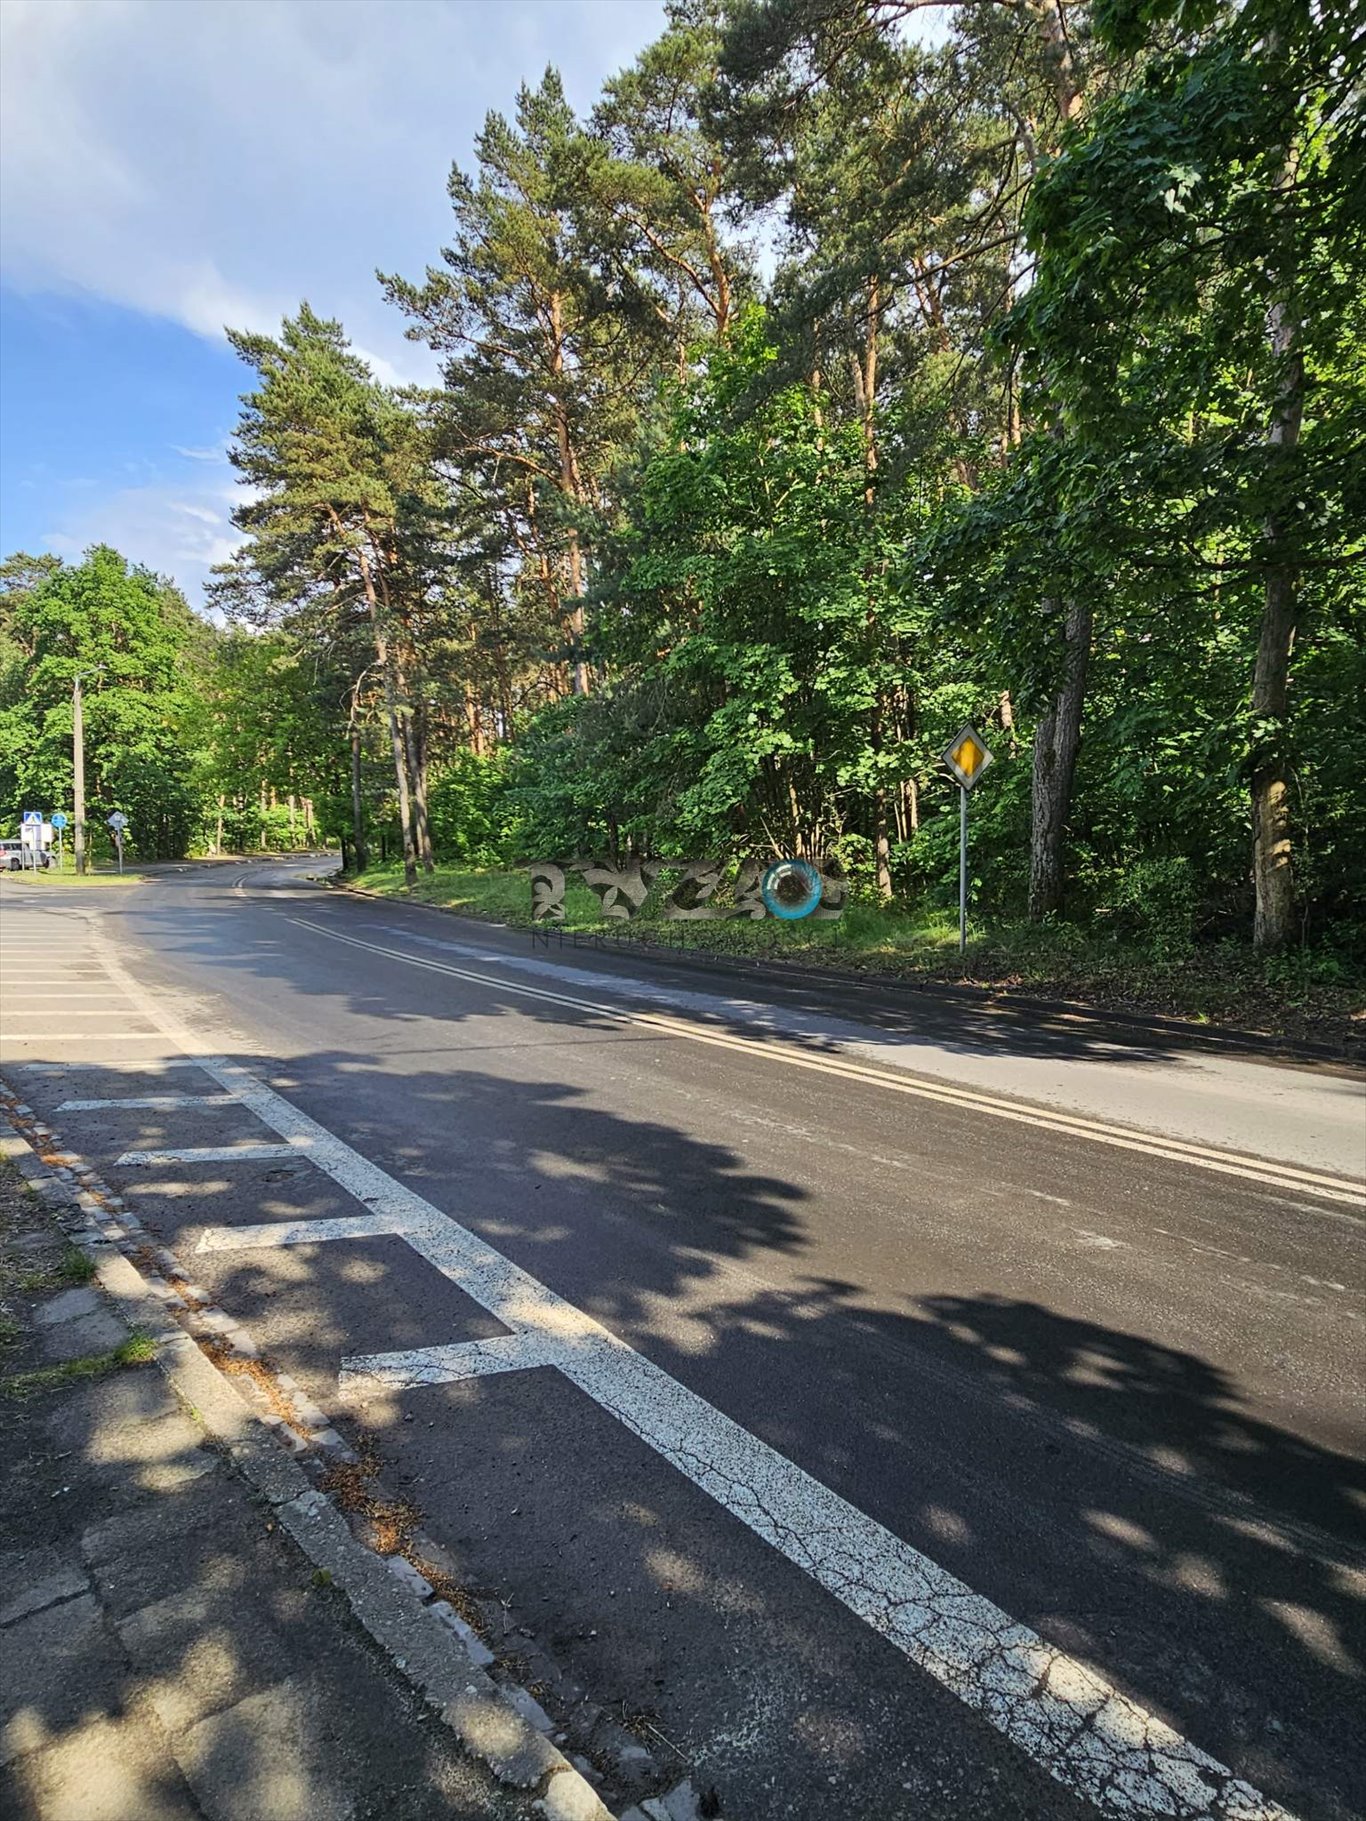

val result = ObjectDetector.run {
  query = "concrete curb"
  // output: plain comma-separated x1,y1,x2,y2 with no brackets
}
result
0,1091,622,1821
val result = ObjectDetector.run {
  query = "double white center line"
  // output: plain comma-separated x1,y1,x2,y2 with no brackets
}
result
284,915,1364,1210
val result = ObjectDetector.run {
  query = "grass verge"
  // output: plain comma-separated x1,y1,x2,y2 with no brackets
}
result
0,1330,156,1400
345,862,1364,1051
13,1246,97,1294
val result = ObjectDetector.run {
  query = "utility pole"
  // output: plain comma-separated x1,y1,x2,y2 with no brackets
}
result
73,671,87,876
72,665,102,876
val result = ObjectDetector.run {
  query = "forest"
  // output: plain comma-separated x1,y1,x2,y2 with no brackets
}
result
1,0,1362,1012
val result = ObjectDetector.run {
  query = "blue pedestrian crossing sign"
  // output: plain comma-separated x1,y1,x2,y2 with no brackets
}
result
21,810,41,824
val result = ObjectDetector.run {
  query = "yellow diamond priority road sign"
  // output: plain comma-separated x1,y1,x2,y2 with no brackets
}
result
942,723,994,791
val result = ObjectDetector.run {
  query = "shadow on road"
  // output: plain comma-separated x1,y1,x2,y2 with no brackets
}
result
11,872,1363,1818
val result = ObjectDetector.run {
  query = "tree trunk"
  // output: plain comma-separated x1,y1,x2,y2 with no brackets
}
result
350,729,368,873
489,573,515,739
549,292,590,696
855,276,894,901
1028,0,1084,123
1028,597,1092,920
381,652,417,887
354,542,416,886
398,681,435,873
1251,293,1304,951
873,788,893,900
1000,690,1019,758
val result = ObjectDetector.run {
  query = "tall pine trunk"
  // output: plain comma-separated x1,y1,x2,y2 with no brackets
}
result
549,292,590,696
397,665,435,873
1028,598,1091,920
1251,293,1304,951
1022,0,1088,923
355,543,417,887
412,718,436,873
855,275,893,902
350,729,368,873
1250,116,1304,954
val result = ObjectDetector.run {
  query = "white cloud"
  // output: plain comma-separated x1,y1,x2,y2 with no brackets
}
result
0,0,665,375
43,457,242,615
1,0,666,595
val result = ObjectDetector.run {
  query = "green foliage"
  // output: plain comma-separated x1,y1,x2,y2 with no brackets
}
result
0,546,209,858
426,750,521,866
8,0,1361,976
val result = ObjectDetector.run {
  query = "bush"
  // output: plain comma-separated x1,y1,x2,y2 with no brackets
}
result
1099,856,1198,958
427,750,521,867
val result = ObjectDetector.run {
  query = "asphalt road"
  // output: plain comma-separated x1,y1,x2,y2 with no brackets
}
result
2,859,1363,1821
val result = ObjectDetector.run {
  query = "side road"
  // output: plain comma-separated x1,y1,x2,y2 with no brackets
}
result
0,1121,640,1821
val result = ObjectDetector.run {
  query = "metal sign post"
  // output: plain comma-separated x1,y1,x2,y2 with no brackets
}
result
50,811,67,871
20,810,42,874
959,786,969,955
940,724,995,955
107,811,128,874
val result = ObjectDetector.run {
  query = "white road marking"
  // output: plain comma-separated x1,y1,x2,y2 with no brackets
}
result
348,1332,566,1386
283,916,1364,1209
57,1093,241,1112
198,1213,433,1249
10,903,1302,1819
115,1142,308,1166
0,984,123,992
198,1201,1291,1821
0,983,113,997
0,1031,164,1041
19,1059,203,1073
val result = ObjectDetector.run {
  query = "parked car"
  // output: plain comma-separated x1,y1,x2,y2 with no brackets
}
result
0,839,55,870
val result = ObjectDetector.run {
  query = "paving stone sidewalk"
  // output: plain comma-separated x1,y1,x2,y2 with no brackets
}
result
0,1157,539,1821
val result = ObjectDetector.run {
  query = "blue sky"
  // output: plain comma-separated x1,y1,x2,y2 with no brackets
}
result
0,0,666,607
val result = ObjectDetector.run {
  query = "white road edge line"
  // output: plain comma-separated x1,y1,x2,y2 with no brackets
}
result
54,909,1294,1821
283,915,1363,1209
